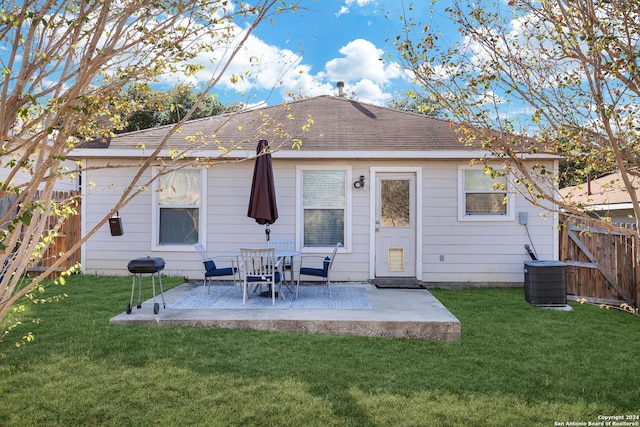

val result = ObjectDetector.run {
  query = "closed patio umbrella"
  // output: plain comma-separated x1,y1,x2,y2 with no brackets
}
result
247,139,278,240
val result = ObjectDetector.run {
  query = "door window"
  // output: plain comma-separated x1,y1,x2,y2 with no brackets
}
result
380,179,410,227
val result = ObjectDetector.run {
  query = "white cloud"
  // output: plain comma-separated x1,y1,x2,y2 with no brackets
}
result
275,38,403,105
335,6,349,17
350,79,393,105
475,90,506,106
161,24,303,95
323,39,394,84
159,25,403,106
280,38,405,105
346,0,377,6
337,0,377,18
221,36,405,106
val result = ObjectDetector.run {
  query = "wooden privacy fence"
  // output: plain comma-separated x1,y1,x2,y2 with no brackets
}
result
32,191,82,277
559,218,639,308
1,190,81,278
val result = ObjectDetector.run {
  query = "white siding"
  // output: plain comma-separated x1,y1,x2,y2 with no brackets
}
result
421,161,557,285
82,162,155,275
82,158,558,285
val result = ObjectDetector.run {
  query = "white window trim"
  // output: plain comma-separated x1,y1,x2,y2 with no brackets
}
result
151,167,207,252
296,165,351,253
457,165,515,222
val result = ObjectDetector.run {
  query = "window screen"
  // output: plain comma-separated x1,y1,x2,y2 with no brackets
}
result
463,169,508,215
157,169,201,244
302,170,346,247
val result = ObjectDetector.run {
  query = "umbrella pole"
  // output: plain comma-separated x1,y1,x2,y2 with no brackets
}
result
259,224,274,297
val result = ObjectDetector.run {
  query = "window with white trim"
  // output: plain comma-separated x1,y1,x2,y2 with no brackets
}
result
155,168,203,246
458,166,513,220
300,168,348,248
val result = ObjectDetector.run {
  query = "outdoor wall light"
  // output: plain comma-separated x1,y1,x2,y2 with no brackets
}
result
353,175,365,189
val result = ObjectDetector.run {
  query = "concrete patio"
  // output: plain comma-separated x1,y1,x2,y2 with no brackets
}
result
110,282,461,341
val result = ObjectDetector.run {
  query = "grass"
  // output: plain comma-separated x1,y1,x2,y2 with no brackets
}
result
0,275,639,426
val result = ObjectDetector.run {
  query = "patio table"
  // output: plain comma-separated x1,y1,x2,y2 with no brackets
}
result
274,249,300,292
236,249,300,296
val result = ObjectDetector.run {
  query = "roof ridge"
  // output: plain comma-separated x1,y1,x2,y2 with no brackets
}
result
112,95,455,139
314,95,452,124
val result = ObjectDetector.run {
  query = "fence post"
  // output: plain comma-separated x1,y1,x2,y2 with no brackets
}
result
634,233,640,308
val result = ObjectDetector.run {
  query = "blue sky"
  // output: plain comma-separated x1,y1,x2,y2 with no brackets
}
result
169,0,453,108
1,1,453,108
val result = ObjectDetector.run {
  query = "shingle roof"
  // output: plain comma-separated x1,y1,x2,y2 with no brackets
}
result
103,95,480,154
559,171,640,206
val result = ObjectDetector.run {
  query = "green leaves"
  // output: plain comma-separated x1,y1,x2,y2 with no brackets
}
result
19,210,32,226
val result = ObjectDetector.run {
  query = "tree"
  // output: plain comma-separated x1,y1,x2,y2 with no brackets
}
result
398,0,640,237
122,84,244,132
386,94,443,117
0,0,304,346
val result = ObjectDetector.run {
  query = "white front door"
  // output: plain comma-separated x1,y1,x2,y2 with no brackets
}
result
374,173,416,277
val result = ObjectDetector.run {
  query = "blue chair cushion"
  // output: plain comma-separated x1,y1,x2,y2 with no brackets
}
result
300,267,327,278
246,271,281,283
203,260,236,277
205,267,235,277
323,256,331,274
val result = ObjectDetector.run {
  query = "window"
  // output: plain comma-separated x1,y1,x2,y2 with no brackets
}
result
459,166,513,221
154,169,204,247
380,179,411,227
299,168,350,248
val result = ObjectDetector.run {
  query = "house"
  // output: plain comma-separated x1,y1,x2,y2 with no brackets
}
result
70,95,560,286
0,134,80,193
559,171,639,225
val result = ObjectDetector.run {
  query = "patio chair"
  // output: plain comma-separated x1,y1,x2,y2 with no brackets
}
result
194,243,240,295
296,242,342,298
240,247,283,305
268,239,295,287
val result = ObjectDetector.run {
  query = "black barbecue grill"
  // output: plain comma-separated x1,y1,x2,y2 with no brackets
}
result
126,257,166,314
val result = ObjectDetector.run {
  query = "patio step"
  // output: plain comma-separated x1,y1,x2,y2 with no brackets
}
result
372,278,425,289
109,282,461,341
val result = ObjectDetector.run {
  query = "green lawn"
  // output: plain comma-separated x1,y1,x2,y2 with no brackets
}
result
1,275,638,426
